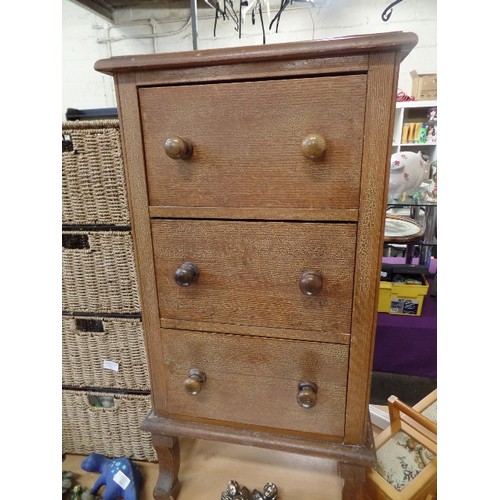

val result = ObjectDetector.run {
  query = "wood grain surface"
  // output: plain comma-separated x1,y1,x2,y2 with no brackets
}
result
151,219,356,342
139,75,366,210
159,329,348,438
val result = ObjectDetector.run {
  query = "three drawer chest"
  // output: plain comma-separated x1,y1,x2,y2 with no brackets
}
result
95,31,417,498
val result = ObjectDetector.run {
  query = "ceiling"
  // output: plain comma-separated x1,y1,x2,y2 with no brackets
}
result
70,0,213,21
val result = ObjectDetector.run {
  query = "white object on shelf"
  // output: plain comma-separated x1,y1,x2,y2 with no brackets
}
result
388,151,427,202
384,216,422,239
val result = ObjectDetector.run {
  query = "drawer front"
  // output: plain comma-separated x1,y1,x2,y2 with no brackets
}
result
139,75,366,210
62,389,157,462
159,329,348,438
62,120,130,226
62,230,141,314
62,316,150,391
152,220,356,342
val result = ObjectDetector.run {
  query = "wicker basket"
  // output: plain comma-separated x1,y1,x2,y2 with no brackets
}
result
62,389,157,462
62,230,141,314
62,120,130,226
62,316,150,391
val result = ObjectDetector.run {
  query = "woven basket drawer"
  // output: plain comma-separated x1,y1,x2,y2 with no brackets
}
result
62,389,157,462
62,230,141,314
62,316,150,391
62,120,130,226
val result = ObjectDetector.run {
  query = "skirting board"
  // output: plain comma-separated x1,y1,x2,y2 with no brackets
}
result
369,405,390,430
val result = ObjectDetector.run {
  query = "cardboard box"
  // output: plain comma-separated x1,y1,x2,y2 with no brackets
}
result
378,275,429,316
410,70,437,100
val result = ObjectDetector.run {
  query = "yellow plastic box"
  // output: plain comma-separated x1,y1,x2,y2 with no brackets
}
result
378,275,429,316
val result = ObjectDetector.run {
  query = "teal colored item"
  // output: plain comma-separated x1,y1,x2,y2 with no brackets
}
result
418,125,428,143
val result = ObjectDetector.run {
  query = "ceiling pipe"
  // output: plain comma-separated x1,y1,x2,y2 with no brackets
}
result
191,0,199,49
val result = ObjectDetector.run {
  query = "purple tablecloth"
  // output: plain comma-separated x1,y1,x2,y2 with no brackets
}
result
373,258,437,378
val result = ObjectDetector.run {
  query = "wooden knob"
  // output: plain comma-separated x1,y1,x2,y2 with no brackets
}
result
297,381,318,408
184,369,206,395
301,133,326,160
164,135,193,159
174,262,199,287
299,270,323,296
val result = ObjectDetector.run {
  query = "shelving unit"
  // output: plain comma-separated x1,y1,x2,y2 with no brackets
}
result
392,100,437,166
386,100,438,266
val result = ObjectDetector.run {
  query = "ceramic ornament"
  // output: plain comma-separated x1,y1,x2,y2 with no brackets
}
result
80,453,143,500
388,151,426,202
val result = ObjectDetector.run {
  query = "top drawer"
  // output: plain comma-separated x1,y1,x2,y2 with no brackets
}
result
139,74,366,212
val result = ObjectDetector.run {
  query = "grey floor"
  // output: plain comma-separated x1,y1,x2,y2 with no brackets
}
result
370,371,437,406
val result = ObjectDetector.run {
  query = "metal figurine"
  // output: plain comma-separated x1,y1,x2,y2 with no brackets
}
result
221,481,279,500
221,480,251,500
251,482,279,500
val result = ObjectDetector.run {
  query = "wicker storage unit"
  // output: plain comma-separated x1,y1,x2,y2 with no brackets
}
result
62,315,150,391
62,389,157,462
62,120,130,226
62,120,154,462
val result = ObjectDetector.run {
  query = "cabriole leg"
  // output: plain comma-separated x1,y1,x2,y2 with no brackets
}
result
151,434,181,500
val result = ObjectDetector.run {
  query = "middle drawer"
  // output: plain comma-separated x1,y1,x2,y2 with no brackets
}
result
152,219,356,343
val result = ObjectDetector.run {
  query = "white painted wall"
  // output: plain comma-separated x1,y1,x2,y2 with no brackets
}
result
62,0,436,119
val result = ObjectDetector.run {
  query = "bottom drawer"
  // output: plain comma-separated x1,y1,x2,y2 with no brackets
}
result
62,389,157,462
159,329,349,439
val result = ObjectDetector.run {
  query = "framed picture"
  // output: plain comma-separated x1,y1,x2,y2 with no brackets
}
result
427,107,437,122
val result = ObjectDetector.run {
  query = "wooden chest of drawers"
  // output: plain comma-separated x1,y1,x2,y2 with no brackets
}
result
96,32,417,498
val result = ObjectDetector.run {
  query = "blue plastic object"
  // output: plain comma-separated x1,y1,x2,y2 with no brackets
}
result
80,453,143,500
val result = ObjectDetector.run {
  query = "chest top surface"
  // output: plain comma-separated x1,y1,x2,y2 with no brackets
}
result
95,31,417,76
